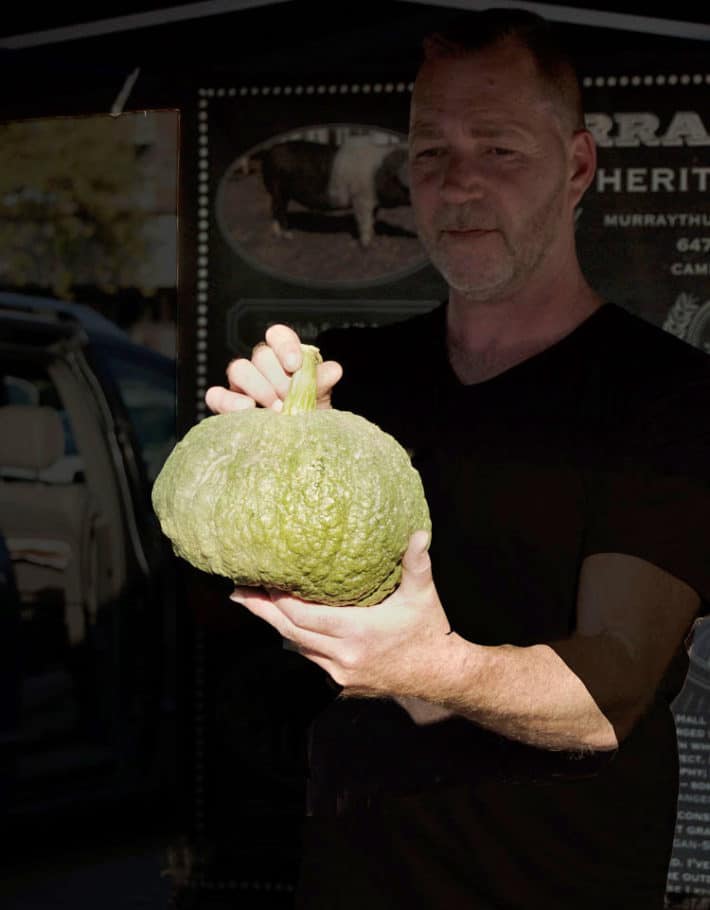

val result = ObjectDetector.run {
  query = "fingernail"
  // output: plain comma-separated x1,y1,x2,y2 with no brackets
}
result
285,351,300,371
272,398,283,412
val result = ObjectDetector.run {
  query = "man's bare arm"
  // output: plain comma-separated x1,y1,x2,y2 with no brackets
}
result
396,552,701,751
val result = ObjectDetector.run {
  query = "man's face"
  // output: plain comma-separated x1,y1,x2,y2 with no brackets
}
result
409,40,582,302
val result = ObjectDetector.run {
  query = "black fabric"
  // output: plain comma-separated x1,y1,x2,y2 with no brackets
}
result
295,302,710,909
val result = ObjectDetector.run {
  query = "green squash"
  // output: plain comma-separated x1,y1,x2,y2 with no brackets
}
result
152,345,431,605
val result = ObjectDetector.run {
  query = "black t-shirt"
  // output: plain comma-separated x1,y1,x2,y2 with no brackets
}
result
296,302,710,910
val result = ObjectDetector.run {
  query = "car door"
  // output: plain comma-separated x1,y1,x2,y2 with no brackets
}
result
0,314,175,820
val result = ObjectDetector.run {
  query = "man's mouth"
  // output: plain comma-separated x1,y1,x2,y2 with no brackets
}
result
440,227,493,238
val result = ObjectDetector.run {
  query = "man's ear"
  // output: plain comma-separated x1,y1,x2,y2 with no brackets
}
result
569,129,597,207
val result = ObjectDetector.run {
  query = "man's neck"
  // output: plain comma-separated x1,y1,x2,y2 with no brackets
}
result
445,278,603,385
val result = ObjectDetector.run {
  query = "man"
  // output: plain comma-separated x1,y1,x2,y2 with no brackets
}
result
206,9,710,908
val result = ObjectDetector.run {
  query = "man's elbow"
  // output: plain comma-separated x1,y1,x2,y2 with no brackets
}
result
582,714,620,753
599,691,656,749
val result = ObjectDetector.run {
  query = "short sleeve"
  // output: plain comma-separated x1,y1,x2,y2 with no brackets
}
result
584,375,710,611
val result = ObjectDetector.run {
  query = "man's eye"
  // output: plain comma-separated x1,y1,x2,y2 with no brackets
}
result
489,147,515,157
414,148,443,159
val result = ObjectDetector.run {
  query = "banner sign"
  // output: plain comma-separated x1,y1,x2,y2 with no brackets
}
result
577,72,710,347
668,617,710,904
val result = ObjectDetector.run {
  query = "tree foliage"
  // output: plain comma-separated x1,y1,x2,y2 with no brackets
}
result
0,115,153,299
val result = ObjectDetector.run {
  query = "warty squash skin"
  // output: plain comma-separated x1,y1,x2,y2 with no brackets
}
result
152,346,431,606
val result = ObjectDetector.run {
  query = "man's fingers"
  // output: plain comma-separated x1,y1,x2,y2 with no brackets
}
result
208,323,341,414
230,586,343,650
230,586,294,637
267,589,357,638
204,385,256,414
397,530,433,597
230,586,270,607
265,324,303,373
316,360,343,408
251,342,292,400
225,357,283,410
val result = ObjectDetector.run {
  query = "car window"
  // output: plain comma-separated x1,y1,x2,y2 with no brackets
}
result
98,345,176,483
1,367,82,482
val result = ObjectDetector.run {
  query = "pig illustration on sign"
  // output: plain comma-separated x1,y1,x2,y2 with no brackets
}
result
256,137,410,247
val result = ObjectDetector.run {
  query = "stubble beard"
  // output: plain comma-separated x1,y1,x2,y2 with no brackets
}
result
418,181,568,304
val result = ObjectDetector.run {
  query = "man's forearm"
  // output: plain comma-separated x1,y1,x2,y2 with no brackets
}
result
407,632,632,753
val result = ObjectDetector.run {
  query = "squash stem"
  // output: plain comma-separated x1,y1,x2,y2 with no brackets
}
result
282,344,323,415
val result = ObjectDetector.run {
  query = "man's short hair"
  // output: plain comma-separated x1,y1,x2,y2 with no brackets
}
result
421,8,585,132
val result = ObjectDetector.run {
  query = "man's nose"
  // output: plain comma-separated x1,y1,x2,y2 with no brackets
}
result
441,152,485,201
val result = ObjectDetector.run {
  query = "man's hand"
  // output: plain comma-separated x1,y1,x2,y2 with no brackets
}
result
229,530,458,700
204,323,342,414
231,543,703,752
